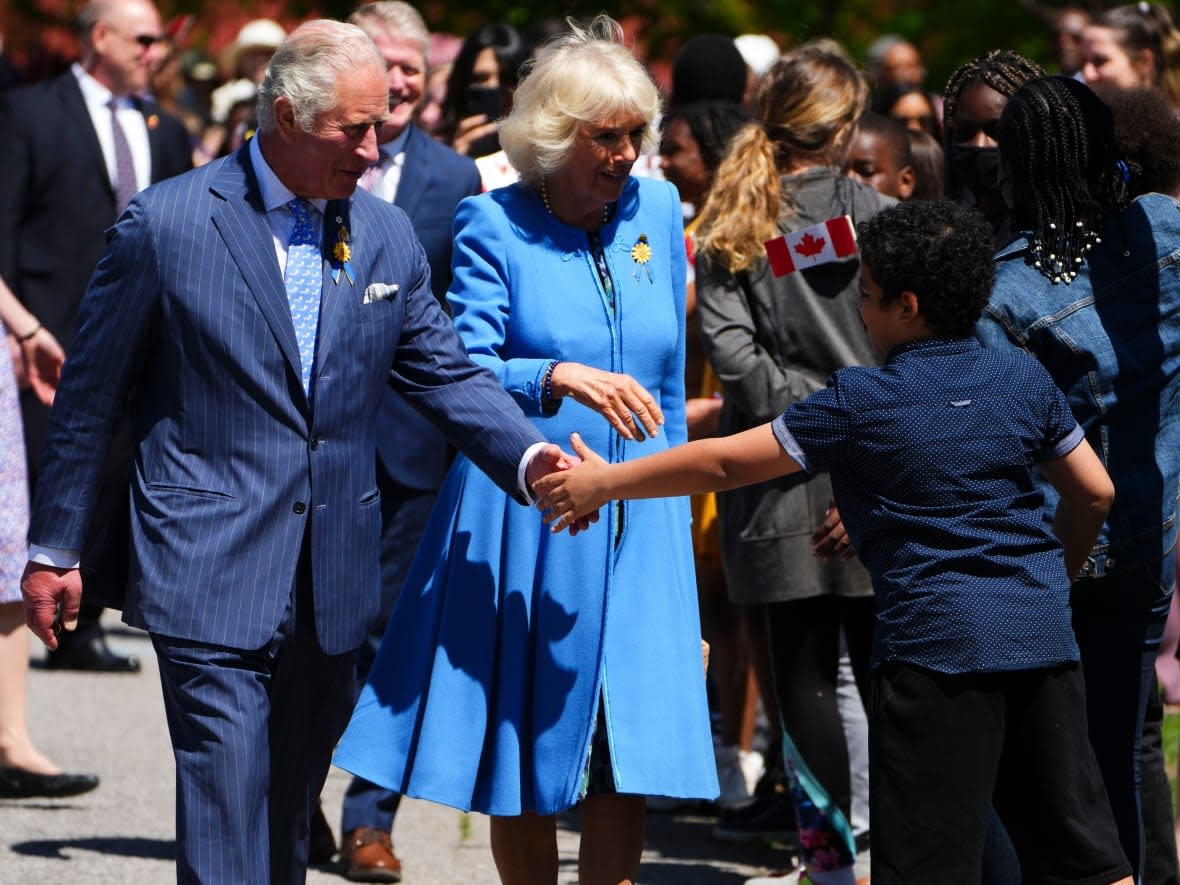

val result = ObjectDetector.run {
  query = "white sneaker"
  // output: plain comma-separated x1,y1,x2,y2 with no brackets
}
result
744,868,806,885
715,745,764,808
740,747,765,796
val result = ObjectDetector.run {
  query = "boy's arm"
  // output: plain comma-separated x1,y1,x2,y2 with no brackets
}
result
1038,438,1114,579
535,425,802,533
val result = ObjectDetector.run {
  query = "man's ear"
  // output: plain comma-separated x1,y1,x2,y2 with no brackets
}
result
273,97,298,142
897,164,917,201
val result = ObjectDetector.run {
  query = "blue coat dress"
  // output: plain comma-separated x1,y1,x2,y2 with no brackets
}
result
335,175,719,815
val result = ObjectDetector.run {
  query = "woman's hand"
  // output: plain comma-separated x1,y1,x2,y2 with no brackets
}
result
536,432,611,533
550,362,664,441
20,327,65,406
451,113,498,156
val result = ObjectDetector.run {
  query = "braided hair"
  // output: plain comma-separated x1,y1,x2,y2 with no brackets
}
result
1000,76,1128,284
943,50,1045,147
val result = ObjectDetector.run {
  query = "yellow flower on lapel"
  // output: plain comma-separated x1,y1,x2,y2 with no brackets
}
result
631,234,653,283
332,225,354,285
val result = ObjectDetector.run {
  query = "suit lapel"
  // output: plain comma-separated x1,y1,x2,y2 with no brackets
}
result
316,198,355,361
209,150,305,398
392,126,427,219
60,74,115,206
136,97,166,184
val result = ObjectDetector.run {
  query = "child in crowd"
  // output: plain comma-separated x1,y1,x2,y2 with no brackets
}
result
904,128,944,201
844,111,916,200
535,200,1132,885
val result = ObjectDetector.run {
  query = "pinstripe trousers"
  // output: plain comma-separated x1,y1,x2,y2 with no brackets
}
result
153,537,357,884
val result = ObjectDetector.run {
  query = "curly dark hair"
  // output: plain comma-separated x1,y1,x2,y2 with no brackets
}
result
857,200,996,338
1091,82,1180,197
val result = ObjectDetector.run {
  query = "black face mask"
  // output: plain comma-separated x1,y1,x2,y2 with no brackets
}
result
949,145,1002,203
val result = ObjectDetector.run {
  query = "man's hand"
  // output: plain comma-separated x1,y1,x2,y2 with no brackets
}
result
525,442,599,535
20,562,83,649
535,433,611,534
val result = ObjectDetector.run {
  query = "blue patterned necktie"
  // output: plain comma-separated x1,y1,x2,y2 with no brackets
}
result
284,198,322,397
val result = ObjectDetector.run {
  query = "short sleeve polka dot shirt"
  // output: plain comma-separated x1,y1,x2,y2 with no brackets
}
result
773,336,1084,675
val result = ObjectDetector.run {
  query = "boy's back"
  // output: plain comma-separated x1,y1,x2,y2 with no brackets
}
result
774,335,1083,674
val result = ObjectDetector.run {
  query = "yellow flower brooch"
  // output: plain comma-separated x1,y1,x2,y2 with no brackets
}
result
332,224,354,285
631,234,653,283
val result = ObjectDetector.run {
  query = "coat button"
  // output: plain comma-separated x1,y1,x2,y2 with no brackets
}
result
293,501,306,514
310,438,320,451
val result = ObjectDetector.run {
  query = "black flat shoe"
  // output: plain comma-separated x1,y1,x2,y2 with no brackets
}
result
46,633,140,673
0,766,100,798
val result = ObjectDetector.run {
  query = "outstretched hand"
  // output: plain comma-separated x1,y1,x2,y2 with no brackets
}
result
535,433,612,533
525,442,599,535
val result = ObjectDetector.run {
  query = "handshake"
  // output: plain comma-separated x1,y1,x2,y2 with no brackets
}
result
528,432,617,536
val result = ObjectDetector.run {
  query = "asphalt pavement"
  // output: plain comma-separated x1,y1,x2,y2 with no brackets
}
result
1,615,787,884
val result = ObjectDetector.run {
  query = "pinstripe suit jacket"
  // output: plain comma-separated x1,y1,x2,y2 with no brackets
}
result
28,147,544,655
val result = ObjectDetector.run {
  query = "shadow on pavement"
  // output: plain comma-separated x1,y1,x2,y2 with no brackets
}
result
11,836,176,861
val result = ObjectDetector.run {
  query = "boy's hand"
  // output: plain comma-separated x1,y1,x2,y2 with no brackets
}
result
812,500,855,561
535,432,611,533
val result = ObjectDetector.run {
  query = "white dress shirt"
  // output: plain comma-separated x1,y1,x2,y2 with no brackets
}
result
73,63,152,198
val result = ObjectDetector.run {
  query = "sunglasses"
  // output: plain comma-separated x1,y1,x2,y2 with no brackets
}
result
132,33,169,48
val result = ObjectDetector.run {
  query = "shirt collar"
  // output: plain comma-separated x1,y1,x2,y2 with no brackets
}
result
249,134,329,216
378,126,411,163
72,62,118,109
886,335,980,362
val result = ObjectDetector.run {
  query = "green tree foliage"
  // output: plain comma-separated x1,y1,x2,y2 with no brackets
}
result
3,0,1069,91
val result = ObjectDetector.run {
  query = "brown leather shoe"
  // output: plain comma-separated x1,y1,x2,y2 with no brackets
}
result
340,826,402,882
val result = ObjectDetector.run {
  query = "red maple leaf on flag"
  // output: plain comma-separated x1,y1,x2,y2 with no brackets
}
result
795,232,826,257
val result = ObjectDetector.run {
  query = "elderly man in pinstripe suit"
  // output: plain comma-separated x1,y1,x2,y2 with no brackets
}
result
19,20,573,884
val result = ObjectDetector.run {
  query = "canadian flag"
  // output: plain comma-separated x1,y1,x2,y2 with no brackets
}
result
764,216,858,277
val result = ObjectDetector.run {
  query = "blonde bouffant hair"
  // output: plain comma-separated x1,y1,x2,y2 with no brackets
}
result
498,15,661,188
696,45,868,272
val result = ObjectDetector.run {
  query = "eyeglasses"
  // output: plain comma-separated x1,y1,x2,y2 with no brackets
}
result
131,33,169,48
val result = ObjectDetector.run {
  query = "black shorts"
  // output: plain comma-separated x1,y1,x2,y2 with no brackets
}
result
869,661,1130,885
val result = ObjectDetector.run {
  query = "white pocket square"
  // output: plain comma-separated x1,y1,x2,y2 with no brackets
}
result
363,283,399,304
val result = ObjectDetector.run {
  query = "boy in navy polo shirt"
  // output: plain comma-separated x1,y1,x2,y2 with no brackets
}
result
535,201,1132,885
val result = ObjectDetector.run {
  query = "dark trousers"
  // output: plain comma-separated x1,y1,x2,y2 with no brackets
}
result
154,558,356,884
1071,560,1175,881
764,595,874,823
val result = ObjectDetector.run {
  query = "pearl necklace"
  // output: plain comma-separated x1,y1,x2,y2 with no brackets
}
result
540,178,611,226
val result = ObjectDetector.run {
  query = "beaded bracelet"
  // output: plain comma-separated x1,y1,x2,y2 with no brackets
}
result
541,360,561,413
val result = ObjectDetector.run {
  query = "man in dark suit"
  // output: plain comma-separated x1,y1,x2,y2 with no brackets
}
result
20,20,572,883
326,4,483,879
0,0,192,672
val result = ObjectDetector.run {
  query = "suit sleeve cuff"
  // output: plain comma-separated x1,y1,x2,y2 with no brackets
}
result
28,544,81,569
518,441,550,503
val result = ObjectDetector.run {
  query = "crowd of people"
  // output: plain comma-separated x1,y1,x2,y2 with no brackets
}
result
5,2,1180,885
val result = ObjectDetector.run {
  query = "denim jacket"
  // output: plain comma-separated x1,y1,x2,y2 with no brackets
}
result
976,193,1180,578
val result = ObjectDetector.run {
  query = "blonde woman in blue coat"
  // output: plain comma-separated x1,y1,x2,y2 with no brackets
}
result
335,16,718,885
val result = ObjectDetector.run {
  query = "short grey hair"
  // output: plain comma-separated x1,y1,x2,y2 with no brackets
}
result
866,34,907,77
256,19,386,134
348,1,430,66
498,15,661,188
